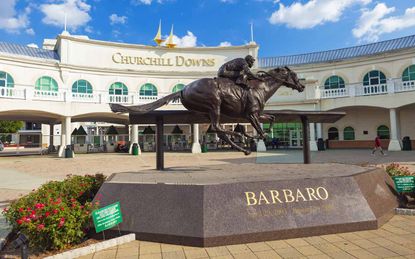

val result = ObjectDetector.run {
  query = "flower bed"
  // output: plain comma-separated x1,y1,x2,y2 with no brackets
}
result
2,174,106,251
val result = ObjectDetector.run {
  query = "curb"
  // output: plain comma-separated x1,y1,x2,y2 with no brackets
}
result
44,233,135,259
395,208,415,216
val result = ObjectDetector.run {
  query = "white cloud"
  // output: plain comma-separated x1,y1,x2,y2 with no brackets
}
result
269,0,371,29
0,0,31,33
353,3,415,43
219,41,232,47
131,0,164,5
25,28,35,35
84,25,93,33
220,0,236,3
27,43,38,48
109,14,127,25
162,31,197,47
40,0,91,31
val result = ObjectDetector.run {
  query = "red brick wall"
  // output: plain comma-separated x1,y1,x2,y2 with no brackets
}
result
327,140,390,149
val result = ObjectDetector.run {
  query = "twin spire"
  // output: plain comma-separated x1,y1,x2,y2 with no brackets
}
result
153,20,176,48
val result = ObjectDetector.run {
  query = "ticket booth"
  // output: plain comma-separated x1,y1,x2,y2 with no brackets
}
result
140,126,155,152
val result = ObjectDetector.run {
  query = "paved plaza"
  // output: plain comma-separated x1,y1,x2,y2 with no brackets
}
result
77,215,415,259
0,150,414,258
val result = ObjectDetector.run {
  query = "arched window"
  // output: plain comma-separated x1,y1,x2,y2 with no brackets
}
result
363,70,386,86
140,83,158,96
343,127,355,140
0,71,14,88
35,76,58,91
328,127,339,140
109,82,128,95
72,80,93,94
172,83,185,93
377,125,390,139
402,65,415,81
324,76,345,89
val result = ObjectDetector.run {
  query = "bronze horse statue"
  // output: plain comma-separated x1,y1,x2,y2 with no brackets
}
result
110,67,305,155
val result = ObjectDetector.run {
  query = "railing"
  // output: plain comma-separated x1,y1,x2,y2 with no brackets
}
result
137,95,158,103
0,87,25,99
395,80,415,93
71,92,100,103
320,87,348,98
33,90,65,101
356,83,388,96
108,94,133,104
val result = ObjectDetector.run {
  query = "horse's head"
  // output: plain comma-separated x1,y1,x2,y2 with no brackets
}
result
267,66,305,92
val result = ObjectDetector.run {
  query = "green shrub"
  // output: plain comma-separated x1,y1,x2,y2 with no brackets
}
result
385,163,413,177
2,174,106,251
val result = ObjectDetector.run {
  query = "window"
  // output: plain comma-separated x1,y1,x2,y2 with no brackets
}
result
109,82,128,95
72,80,93,94
0,71,14,88
140,83,158,96
328,127,339,140
343,127,355,140
402,65,415,81
35,76,58,91
377,125,390,139
363,70,386,86
324,76,345,89
172,83,185,93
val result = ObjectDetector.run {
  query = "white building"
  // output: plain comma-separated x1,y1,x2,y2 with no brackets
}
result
0,33,414,155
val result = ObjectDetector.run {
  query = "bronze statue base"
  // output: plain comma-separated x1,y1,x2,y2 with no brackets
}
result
94,163,398,247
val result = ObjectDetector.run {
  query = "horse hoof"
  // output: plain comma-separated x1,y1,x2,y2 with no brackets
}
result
244,150,251,156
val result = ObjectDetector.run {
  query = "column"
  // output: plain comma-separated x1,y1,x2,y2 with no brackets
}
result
156,116,164,170
301,116,311,164
191,124,202,153
65,117,73,157
256,123,267,152
388,108,402,151
309,123,318,151
49,124,54,152
129,124,141,155
58,119,66,157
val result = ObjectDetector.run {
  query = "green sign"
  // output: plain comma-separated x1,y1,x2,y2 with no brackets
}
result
92,202,123,233
393,176,415,193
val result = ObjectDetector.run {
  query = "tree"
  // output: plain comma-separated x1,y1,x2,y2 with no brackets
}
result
0,121,24,133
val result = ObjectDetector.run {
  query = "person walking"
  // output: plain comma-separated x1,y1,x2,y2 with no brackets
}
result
372,135,386,156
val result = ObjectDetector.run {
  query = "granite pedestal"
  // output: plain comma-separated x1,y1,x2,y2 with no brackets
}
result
95,163,398,247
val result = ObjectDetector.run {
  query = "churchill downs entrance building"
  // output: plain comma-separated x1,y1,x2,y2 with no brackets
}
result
0,33,414,156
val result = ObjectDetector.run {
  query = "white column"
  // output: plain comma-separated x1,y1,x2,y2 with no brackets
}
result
129,124,141,155
309,123,318,151
388,108,402,151
256,123,267,152
58,120,66,157
192,124,201,153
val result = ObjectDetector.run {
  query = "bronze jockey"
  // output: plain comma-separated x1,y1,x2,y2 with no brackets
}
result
217,55,261,89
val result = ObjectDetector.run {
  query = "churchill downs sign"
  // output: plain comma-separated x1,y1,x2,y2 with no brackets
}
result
112,52,216,67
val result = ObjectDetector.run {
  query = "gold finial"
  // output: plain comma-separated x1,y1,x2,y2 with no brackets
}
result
153,20,164,46
166,25,176,48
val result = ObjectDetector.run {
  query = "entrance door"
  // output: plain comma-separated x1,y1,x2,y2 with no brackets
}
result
289,129,303,148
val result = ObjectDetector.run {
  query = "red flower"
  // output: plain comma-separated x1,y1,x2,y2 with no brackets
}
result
60,207,65,211
45,211,51,217
35,203,45,209
70,198,76,202
29,213,36,219
53,209,58,214
79,192,84,196
37,224,45,230
17,219,23,225
58,217,65,228
18,208,24,212
3,208,8,212
23,217,31,223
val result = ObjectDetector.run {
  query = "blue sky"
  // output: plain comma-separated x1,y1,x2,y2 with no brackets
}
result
1,0,415,57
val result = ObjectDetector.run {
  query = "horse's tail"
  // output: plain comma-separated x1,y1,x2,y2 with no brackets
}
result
109,91,181,114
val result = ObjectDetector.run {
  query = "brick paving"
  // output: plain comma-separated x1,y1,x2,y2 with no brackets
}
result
74,215,415,259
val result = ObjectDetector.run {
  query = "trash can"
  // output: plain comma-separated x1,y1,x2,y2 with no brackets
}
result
132,143,139,155
201,143,208,153
65,145,73,158
317,138,325,151
402,136,412,151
